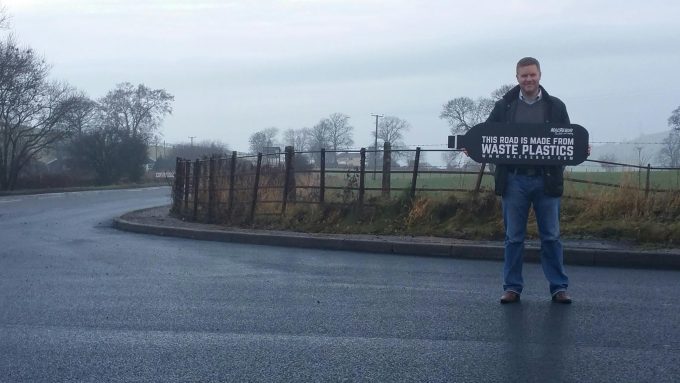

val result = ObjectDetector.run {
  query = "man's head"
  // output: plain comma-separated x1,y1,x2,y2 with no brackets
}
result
516,57,541,99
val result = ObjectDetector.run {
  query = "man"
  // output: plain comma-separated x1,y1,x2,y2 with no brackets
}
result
486,57,572,304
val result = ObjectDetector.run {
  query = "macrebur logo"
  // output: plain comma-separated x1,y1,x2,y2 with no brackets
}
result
550,127,574,135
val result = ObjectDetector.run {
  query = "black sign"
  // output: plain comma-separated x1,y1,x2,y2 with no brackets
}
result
448,123,589,165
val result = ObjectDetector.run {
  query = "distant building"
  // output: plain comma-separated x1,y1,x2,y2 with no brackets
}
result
336,152,361,167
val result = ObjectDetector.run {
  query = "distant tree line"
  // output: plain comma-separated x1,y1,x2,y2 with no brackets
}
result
439,84,680,169
0,8,174,190
152,140,230,171
4,0,679,191
64,83,174,184
660,106,680,167
247,112,413,167
438,84,513,169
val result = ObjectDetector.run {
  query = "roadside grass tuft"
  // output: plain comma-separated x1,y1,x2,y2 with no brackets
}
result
244,186,680,246
559,179,680,245
183,168,680,247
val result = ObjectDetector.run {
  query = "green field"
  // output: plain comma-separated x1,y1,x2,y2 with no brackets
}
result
177,166,680,245
318,169,680,197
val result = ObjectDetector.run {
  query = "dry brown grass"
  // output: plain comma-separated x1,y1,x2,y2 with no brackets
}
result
173,162,680,246
560,177,680,245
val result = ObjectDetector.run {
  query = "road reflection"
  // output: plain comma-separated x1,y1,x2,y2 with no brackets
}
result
501,302,572,382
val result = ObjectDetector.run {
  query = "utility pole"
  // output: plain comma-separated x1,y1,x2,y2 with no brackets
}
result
371,114,383,180
153,136,160,160
189,136,196,147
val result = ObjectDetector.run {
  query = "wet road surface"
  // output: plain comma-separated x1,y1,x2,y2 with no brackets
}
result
1,187,678,382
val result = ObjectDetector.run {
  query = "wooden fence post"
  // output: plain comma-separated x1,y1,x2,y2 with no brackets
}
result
319,148,326,204
359,148,366,205
282,146,294,214
474,162,486,194
228,151,237,218
207,156,215,223
172,157,183,213
184,160,191,212
382,141,391,197
192,159,201,221
645,163,651,197
250,153,263,222
410,147,421,199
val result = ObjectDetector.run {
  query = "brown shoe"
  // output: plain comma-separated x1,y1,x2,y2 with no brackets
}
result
500,291,520,304
552,291,572,304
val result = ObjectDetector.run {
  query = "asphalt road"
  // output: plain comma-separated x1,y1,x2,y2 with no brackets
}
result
0,187,678,383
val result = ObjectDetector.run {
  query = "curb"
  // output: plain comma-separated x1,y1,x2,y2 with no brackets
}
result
0,184,168,197
113,215,680,271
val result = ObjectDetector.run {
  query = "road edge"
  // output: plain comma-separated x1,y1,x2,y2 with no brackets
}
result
113,209,680,270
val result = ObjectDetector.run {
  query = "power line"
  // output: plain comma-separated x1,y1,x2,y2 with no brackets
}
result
404,141,668,147
370,114,384,180
590,141,665,145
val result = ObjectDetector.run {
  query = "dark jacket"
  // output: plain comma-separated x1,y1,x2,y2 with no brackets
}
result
486,85,570,197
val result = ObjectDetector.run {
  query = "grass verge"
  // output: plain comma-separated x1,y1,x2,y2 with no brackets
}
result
230,188,680,247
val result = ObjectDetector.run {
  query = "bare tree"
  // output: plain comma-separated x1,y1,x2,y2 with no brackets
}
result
669,105,680,131
634,145,652,167
60,93,98,136
308,119,332,166
98,82,174,142
0,5,10,30
370,115,411,164
658,107,680,167
65,83,174,184
169,140,229,160
322,113,354,166
326,113,354,150
439,97,484,168
283,127,311,151
597,153,618,172
439,86,505,170
440,84,515,134
51,93,99,169
0,36,81,190
659,131,680,167
439,97,491,134
373,115,410,146
439,84,515,171
248,127,278,154
490,84,515,101
309,120,330,150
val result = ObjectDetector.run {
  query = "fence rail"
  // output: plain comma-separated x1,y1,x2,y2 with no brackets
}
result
171,144,680,223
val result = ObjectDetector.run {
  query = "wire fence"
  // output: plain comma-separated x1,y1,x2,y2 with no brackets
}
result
170,144,680,223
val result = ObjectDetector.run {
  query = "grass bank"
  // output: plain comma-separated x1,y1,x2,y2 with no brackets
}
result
243,188,680,247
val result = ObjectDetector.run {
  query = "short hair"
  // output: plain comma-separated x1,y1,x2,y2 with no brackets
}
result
516,57,541,73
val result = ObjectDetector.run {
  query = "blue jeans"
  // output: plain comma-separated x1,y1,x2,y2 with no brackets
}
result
502,173,568,295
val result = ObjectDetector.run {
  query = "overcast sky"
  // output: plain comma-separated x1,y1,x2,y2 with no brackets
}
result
4,0,680,157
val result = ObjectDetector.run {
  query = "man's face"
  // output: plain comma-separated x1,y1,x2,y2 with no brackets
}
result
516,64,541,96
